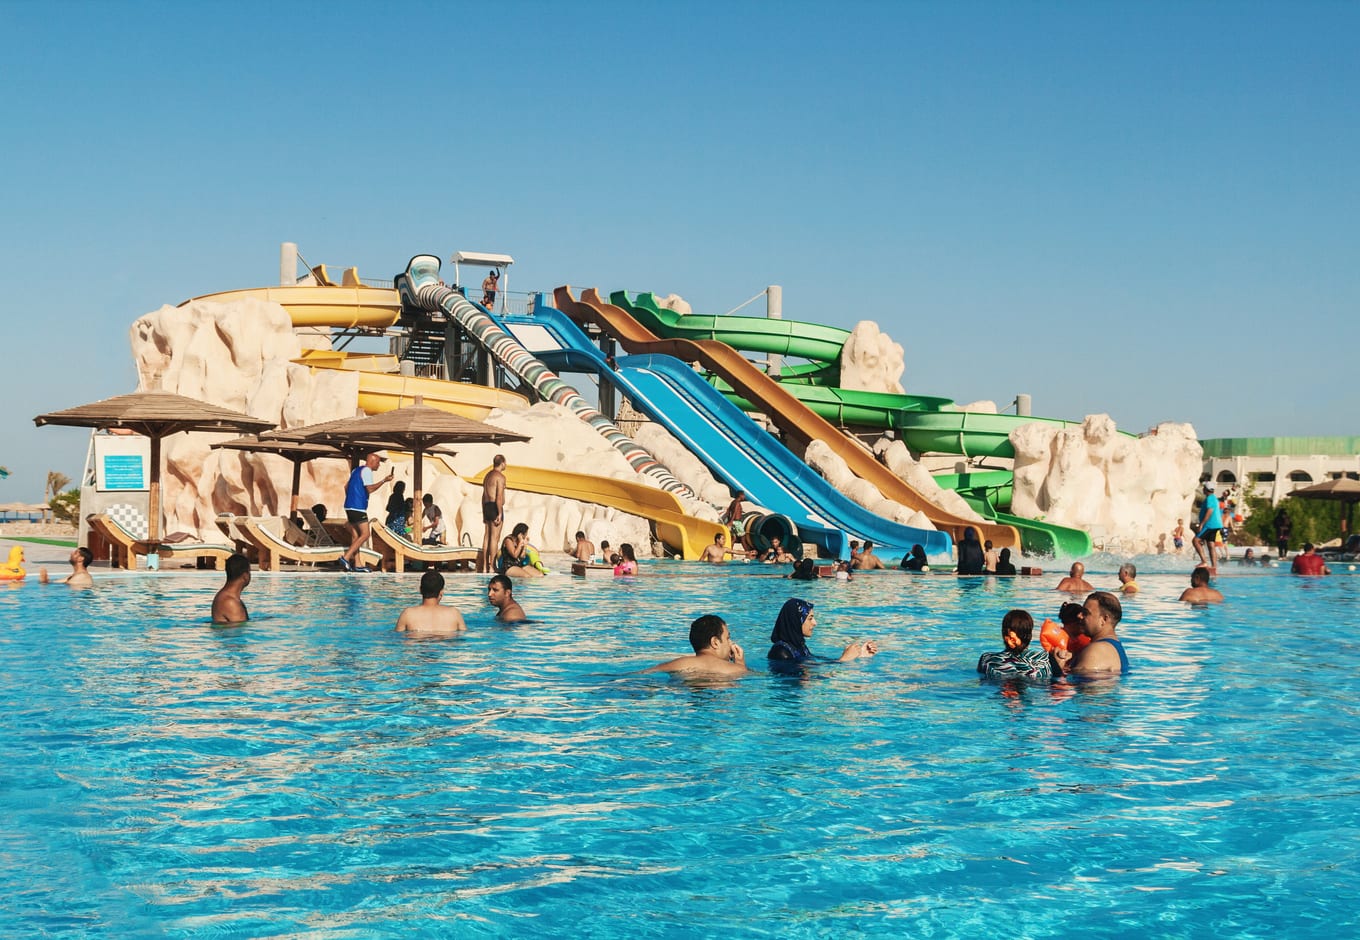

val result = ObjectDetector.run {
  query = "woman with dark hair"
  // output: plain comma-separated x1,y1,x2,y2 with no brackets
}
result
767,598,877,665
788,557,818,580
901,544,928,571
995,547,1018,576
613,542,638,576
384,481,407,531
956,527,985,575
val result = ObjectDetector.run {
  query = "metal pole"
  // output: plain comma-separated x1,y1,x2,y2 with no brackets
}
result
1015,394,1032,417
766,286,782,379
280,242,298,286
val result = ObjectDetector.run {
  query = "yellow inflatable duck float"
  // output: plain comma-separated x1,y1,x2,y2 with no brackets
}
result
0,546,26,581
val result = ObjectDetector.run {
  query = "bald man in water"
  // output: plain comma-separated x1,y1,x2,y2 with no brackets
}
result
1055,562,1094,593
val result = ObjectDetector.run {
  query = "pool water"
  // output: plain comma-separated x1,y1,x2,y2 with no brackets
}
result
2,560,1357,937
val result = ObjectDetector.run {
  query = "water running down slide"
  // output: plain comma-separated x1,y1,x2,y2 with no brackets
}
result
498,306,951,558
555,287,1021,552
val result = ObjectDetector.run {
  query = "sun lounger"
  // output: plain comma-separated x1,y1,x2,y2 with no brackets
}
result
369,521,479,573
235,515,381,572
88,509,235,570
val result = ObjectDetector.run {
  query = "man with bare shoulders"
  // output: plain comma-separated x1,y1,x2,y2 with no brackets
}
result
40,546,94,587
851,540,886,570
644,614,749,677
701,530,745,563
761,536,796,564
1055,562,1094,593
487,574,526,622
1051,591,1129,677
573,530,594,563
396,569,467,635
211,553,251,624
480,454,507,573
1178,565,1224,604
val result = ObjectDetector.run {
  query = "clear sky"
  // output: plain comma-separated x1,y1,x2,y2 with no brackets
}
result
2,1,1356,502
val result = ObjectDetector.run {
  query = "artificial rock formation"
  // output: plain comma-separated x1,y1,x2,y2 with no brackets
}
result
1011,416,1202,555
839,321,906,394
804,440,940,533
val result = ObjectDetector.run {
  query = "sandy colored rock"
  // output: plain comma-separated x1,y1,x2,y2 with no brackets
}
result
839,321,905,394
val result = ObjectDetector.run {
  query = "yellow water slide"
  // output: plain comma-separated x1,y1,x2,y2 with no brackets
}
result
294,350,528,421
468,466,717,561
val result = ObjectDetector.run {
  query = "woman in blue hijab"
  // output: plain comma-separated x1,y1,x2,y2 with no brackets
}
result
767,598,878,664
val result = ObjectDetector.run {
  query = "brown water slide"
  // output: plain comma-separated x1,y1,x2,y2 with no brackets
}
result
555,287,1020,551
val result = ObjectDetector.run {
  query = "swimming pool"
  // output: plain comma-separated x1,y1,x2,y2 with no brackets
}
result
2,560,1356,937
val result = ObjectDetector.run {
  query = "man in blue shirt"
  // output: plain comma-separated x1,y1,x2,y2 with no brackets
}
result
341,452,394,572
1193,483,1224,571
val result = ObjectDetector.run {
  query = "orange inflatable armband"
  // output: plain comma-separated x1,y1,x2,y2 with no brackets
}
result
1039,619,1067,652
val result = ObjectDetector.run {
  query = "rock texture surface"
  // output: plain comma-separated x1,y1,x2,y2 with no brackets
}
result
839,321,906,394
1011,416,1202,555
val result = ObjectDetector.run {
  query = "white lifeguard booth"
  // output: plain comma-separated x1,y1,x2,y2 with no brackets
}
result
451,251,514,313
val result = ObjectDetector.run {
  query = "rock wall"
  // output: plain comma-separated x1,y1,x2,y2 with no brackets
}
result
1011,416,1202,555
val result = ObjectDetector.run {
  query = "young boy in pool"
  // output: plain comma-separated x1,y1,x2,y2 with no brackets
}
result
976,609,1052,682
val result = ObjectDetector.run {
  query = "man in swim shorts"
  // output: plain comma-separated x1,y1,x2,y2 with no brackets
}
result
1178,566,1224,604
211,553,251,624
573,530,594,563
396,569,467,635
342,452,394,572
644,614,750,676
480,454,506,573
761,536,795,565
1055,562,1094,593
39,546,94,587
1194,483,1223,571
1051,591,1129,677
487,574,527,623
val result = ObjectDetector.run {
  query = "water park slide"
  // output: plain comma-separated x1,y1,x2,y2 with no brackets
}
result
183,285,401,330
466,465,715,561
294,350,528,421
556,287,1021,552
499,307,953,558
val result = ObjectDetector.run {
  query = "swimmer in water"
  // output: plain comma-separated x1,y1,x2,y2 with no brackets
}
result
1178,566,1224,604
1055,562,1094,593
487,574,527,623
643,614,749,676
1117,563,1138,595
39,546,94,587
766,598,877,664
211,553,251,624
1051,592,1129,677
396,569,467,636
977,609,1052,681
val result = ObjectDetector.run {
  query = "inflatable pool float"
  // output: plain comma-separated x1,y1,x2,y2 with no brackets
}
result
0,546,26,581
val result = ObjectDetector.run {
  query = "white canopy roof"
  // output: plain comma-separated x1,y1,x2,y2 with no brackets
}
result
451,251,514,267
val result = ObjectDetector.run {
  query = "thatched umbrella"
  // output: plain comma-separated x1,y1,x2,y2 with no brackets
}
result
1289,477,1360,538
270,397,527,542
210,435,350,520
35,391,273,542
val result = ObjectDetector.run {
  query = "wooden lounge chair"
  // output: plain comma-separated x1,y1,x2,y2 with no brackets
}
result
235,515,380,572
87,507,235,570
369,521,478,573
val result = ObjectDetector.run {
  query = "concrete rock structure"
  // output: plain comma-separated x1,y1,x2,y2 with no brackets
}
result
1011,416,1202,555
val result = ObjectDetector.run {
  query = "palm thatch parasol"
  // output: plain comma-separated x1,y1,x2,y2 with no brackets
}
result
34,391,273,541
1289,477,1360,538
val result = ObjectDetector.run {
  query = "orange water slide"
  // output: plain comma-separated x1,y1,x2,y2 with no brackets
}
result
556,286,1020,551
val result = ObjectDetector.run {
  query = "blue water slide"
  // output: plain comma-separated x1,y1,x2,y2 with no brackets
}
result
496,303,953,560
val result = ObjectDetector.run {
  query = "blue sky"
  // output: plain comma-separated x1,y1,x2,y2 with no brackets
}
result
2,1,1356,502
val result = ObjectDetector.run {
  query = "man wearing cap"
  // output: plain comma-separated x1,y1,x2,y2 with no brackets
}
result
341,452,394,572
1193,483,1224,571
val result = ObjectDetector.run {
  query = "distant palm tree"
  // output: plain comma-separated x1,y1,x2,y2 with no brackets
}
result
45,470,71,502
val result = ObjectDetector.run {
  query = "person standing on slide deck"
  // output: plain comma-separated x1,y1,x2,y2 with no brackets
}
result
342,452,393,572
480,454,507,574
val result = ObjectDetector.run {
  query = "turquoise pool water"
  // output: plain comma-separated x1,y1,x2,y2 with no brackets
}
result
2,561,1356,937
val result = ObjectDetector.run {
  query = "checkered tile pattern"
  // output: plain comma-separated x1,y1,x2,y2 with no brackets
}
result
106,503,148,540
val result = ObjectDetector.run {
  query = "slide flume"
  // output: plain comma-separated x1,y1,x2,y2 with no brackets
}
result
556,286,1020,551
499,306,952,558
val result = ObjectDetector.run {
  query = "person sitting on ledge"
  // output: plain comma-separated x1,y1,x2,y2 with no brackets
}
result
956,528,985,575
994,547,1017,576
